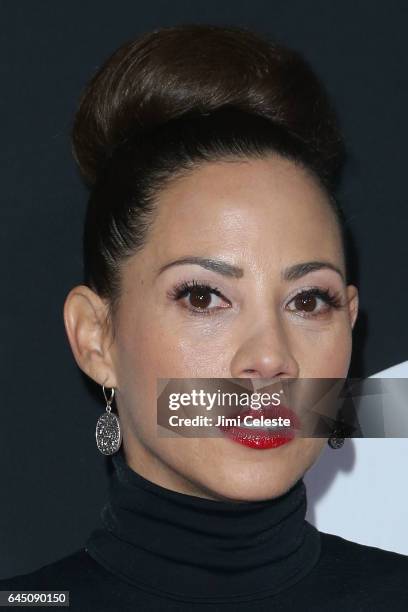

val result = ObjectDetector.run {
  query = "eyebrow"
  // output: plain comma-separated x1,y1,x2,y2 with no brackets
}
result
157,256,345,283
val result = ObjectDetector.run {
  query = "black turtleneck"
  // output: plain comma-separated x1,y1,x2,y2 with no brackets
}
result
1,447,408,611
85,447,320,603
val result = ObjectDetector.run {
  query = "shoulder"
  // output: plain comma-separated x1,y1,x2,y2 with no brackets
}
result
0,549,111,590
319,530,408,571
0,550,129,611
316,530,408,607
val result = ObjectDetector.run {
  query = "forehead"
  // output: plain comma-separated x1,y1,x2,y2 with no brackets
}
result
140,155,343,272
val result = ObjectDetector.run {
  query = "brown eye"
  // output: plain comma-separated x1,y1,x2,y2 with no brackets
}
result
189,286,212,309
293,293,317,313
169,280,231,316
287,288,343,318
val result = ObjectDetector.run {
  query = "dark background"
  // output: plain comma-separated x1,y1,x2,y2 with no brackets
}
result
1,0,407,578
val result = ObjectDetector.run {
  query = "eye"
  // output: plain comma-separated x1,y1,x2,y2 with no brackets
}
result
167,280,231,316
286,287,344,318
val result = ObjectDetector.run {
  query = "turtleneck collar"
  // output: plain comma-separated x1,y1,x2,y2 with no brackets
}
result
85,447,321,604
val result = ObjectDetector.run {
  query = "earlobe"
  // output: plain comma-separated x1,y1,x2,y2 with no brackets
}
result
63,285,117,388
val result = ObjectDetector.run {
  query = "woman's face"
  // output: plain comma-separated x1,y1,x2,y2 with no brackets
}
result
65,155,359,501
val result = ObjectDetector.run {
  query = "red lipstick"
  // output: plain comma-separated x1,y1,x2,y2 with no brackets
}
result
217,404,300,450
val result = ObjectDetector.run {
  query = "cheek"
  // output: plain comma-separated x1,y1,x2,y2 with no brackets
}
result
295,438,327,471
294,321,352,377
134,330,225,377
134,318,230,378
114,315,221,421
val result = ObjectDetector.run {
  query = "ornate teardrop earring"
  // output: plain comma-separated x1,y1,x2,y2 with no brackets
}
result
327,427,345,449
95,385,122,455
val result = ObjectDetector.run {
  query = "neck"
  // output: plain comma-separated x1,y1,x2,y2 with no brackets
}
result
85,446,321,604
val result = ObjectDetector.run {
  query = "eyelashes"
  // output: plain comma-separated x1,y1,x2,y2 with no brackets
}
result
167,279,347,319
287,287,344,315
167,280,228,314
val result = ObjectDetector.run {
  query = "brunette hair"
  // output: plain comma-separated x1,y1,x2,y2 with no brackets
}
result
71,24,347,331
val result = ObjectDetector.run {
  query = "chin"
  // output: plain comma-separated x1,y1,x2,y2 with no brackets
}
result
197,467,302,503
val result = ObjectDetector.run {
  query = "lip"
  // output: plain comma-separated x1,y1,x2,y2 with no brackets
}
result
217,404,301,450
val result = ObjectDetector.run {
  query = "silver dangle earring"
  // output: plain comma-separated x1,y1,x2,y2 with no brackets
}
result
327,428,345,449
95,385,122,455
327,406,348,450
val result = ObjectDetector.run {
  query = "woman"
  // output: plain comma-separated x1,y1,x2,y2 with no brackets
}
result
1,24,407,611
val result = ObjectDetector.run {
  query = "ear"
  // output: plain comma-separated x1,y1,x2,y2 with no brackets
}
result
63,285,118,388
346,284,359,330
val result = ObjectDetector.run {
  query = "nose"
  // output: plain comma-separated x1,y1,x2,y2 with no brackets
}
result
230,314,299,380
